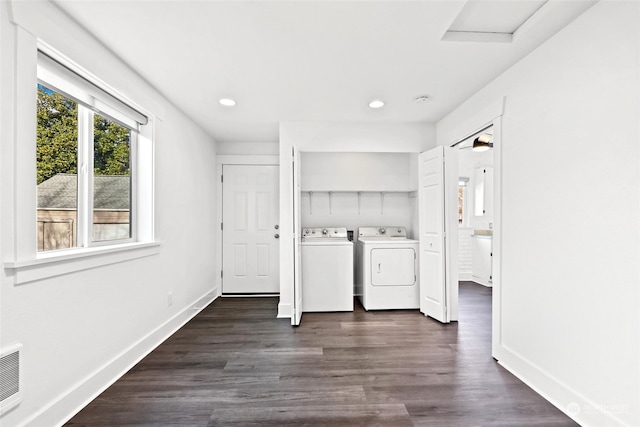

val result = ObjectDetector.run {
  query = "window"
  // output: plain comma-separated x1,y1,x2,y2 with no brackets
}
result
458,177,469,226
36,86,78,251
4,40,157,283
36,51,146,252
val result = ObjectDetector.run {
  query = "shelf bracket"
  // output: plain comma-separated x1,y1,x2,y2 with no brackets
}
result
308,191,313,215
380,191,385,215
357,191,362,215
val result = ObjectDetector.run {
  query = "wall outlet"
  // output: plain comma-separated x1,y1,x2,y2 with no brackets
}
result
167,292,173,307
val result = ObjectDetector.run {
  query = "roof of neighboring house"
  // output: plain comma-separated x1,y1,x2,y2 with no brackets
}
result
37,173,130,210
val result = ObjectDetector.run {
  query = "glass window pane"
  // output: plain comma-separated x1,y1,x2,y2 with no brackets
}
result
93,113,131,242
36,84,78,252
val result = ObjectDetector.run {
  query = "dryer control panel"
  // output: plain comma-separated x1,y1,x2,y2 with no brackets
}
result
358,226,407,239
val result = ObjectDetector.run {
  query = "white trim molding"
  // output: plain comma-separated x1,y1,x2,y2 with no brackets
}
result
4,242,161,285
277,302,292,319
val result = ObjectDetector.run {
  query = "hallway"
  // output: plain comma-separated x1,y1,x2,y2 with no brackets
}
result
67,283,577,426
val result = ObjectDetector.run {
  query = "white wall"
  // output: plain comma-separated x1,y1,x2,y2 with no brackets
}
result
0,3,217,426
282,122,435,153
279,121,435,317
457,228,473,280
301,152,416,191
216,141,278,155
438,2,639,426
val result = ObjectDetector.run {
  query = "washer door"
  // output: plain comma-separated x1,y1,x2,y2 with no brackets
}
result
370,248,416,286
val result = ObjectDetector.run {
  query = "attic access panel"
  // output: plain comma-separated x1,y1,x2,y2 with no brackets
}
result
443,0,547,42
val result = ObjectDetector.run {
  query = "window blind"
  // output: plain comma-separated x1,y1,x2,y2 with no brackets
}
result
37,50,148,131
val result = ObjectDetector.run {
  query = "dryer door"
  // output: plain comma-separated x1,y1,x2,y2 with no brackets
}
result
371,248,416,286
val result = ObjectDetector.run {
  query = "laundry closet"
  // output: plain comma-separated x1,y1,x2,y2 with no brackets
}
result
278,122,455,325
298,151,420,313
299,152,418,235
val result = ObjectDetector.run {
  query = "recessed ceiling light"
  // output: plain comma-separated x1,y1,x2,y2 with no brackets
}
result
219,98,236,107
369,100,385,109
414,95,430,103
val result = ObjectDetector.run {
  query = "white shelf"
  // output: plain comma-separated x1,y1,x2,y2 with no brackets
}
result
301,190,417,215
301,189,414,193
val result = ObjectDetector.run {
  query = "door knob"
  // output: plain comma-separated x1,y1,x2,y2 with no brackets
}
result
274,225,279,230
274,234,280,239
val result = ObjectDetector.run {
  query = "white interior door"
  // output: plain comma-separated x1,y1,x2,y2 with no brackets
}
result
222,165,279,294
418,146,458,322
291,146,303,326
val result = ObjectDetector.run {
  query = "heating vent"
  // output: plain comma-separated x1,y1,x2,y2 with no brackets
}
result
0,344,22,415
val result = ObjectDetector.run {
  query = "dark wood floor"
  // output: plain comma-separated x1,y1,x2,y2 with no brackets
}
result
67,282,577,426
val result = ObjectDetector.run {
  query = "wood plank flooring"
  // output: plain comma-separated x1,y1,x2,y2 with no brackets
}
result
66,282,577,426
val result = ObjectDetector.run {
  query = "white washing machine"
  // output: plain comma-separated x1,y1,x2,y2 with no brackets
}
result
301,227,354,312
355,226,419,310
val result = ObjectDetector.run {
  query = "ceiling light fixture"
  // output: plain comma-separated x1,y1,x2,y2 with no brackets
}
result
219,98,236,107
472,134,493,152
414,95,430,103
369,99,385,109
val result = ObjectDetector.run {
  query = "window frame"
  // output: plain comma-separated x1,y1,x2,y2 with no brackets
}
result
3,32,158,285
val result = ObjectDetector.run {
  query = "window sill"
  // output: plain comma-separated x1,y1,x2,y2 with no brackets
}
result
4,242,161,285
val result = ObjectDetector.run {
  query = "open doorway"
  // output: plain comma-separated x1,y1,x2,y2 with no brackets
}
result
451,122,501,360
454,126,494,287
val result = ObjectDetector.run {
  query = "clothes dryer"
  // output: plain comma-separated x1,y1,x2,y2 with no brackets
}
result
355,226,419,310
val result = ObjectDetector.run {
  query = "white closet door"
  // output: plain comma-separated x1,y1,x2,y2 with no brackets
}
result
418,146,458,323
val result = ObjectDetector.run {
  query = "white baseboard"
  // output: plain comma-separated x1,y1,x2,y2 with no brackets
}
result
471,276,492,287
277,302,291,318
222,293,280,298
24,288,218,427
498,345,633,427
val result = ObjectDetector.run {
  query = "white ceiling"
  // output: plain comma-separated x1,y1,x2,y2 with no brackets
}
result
53,0,595,144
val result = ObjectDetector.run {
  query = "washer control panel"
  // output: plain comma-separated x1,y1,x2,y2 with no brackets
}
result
302,227,348,239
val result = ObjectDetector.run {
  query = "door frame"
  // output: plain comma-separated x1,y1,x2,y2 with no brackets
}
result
449,115,502,361
290,146,302,325
216,155,280,298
